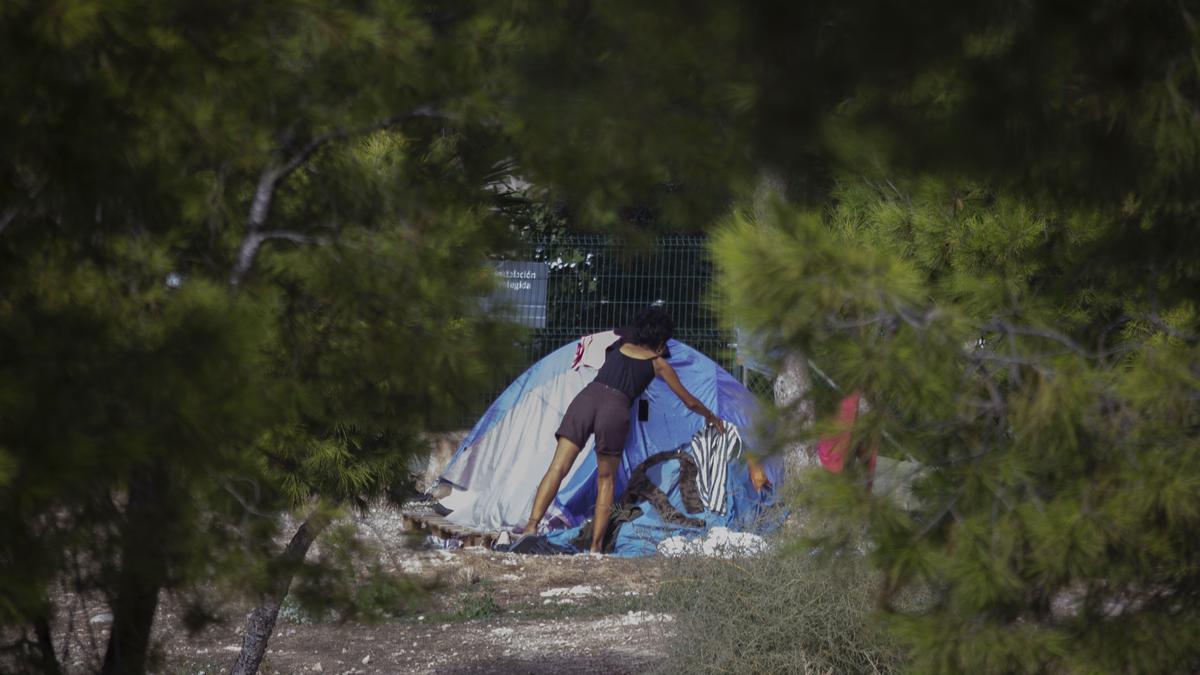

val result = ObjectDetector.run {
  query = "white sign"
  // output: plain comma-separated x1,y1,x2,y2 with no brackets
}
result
490,261,548,328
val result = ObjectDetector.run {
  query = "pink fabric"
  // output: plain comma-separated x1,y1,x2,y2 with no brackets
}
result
570,331,621,371
818,393,860,473
817,392,878,488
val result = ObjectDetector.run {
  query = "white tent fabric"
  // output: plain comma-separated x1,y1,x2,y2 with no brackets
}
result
439,357,597,530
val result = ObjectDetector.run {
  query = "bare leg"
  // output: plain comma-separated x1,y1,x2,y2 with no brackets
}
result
524,437,582,533
590,454,621,553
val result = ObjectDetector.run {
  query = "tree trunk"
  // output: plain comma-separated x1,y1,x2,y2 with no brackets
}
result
229,516,329,675
33,615,61,675
101,465,170,675
773,354,818,474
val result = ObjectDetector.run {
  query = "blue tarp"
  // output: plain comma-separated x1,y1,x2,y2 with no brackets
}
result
546,446,785,556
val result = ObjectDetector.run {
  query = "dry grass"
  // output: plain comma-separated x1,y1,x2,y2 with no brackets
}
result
654,546,905,674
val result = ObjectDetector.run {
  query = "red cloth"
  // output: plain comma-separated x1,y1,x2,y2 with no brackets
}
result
570,331,621,371
817,392,877,487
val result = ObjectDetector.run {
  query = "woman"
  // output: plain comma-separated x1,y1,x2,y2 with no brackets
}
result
523,306,725,553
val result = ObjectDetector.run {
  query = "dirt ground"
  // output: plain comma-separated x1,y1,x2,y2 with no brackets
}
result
39,506,679,675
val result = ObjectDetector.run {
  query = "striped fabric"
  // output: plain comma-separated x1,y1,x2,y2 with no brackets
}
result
689,424,744,515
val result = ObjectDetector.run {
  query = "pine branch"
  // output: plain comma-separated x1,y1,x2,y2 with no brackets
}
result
1142,312,1200,345
0,206,19,235
215,475,272,518
230,103,449,286
826,313,896,330
231,231,328,286
983,320,1089,358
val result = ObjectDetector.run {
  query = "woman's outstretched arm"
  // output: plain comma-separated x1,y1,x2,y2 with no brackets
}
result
653,358,726,432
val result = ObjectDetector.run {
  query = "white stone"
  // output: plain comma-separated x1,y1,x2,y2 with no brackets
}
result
619,611,675,626
538,584,598,598
658,527,768,558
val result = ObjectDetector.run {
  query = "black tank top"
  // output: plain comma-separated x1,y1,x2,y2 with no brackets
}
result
593,338,659,400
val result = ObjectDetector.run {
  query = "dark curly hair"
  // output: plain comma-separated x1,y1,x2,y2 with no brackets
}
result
627,305,675,350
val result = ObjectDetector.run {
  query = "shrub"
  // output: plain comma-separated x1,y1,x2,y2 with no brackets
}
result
656,544,905,675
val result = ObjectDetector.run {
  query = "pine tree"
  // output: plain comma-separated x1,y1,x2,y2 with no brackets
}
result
698,1,1200,671
0,3,520,673
717,174,1200,672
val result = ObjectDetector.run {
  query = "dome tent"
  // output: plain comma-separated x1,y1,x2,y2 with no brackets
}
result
436,332,783,553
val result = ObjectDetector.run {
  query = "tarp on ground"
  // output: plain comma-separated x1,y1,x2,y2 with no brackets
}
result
544,440,784,556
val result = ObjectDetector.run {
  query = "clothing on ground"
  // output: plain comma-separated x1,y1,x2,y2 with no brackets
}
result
568,450,706,553
568,504,643,553
542,423,784,557
623,450,705,524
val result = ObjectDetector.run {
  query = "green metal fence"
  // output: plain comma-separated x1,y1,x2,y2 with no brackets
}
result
522,233,733,365
462,233,767,427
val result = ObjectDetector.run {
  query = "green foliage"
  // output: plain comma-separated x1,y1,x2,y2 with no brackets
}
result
717,182,1200,672
0,2,522,670
688,4,1200,672
497,0,758,229
455,581,502,620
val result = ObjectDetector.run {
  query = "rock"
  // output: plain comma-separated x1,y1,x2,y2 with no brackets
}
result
539,584,598,598
361,655,370,665
455,566,481,584
89,612,113,624
312,663,323,672
619,611,676,626
658,527,767,558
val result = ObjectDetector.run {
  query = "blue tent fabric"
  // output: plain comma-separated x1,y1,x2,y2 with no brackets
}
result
437,333,784,542
545,443,784,557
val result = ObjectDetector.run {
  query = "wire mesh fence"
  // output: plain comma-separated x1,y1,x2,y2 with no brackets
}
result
460,233,773,428
519,233,732,365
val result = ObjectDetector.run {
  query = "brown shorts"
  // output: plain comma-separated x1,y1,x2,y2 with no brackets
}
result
556,382,632,457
